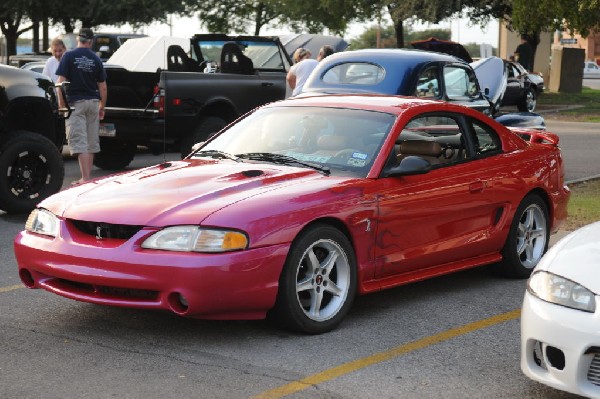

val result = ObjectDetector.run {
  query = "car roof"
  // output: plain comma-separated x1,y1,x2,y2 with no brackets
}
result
303,48,467,95
324,48,464,63
265,93,481,117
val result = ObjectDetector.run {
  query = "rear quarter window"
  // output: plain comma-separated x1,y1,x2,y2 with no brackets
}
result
322,62,385,85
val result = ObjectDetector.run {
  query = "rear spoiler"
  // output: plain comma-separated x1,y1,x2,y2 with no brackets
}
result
515,130,560,146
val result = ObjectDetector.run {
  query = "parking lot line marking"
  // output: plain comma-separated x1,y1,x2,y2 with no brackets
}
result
252,309,521,399
0,284,23,293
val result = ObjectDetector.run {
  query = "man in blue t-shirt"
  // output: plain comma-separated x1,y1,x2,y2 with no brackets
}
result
56,27,107,185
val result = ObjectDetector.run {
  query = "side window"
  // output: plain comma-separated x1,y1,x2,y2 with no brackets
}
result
470,119,502,156
396,114,465,168
415,67,440,98
444,66,479,99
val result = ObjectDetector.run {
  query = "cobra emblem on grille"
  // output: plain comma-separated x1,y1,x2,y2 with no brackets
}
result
96,225,105,240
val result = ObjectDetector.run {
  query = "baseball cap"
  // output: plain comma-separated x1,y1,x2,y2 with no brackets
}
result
78,28,94,40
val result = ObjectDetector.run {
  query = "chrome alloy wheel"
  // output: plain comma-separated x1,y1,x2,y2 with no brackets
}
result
295,239,351,322
516,203,547,269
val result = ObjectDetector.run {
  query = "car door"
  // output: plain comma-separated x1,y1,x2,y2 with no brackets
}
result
503,62,525,104
374,112,509,279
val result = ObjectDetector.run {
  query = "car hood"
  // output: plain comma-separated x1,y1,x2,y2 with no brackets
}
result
41,159,326,226
534,221,600,293
471,57,507,110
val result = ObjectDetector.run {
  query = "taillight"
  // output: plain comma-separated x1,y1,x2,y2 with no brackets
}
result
153,85,165,117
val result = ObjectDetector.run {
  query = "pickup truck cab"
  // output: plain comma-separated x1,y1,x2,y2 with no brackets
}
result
98,34,292,169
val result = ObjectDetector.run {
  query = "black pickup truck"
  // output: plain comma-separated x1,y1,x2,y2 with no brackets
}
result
0,65,65,213
96,34,292,169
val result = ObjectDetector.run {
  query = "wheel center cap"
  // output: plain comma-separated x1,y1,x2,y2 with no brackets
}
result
315,275,323,285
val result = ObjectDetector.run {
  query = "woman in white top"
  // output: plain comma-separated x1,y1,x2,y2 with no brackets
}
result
287,48,318,97
42,38,66,82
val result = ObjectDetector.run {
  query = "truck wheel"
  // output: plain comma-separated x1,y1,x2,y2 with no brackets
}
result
93,139,137,170
180,117,227,158
0,131,64,214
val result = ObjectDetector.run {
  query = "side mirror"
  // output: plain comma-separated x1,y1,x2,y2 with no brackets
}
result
383,156,431,177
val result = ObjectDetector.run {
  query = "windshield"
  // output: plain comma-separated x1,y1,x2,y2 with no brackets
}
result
194,40,287,70
199,106,397,177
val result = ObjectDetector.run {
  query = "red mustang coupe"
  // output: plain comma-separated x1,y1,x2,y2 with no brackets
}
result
14,95,569,334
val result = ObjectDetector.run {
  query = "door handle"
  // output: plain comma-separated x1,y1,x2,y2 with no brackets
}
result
261,82,274,87
469,180,485,193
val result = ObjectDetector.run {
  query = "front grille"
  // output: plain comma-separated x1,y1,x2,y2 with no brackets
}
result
69,219,143,240
588,353,600,386
53,278,159,302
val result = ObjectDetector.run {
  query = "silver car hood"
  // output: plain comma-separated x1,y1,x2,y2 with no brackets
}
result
471,57,507,110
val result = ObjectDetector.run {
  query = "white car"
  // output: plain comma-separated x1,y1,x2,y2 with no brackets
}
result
521,221,600,398
584,61,600,79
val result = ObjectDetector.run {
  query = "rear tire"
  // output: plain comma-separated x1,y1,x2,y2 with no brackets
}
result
517,88,536,112
270,224,357,334
496,194,549,278
0,131,64,214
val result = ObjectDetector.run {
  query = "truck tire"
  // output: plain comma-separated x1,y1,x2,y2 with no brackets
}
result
0,131,65,214
93,139,137,170
180,116,227,158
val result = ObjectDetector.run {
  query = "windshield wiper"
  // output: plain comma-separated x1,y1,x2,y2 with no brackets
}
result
237,152,330,175
192,150,242,162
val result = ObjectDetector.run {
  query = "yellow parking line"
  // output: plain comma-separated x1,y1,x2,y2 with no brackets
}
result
0,284,23,293
252,309,521,399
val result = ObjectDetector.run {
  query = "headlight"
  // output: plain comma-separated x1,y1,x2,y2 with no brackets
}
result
25,208,59,237
141,226,248,253
528,271,596,313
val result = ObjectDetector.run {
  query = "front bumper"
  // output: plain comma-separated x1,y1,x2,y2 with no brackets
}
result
14,226,289,320
521,291,600,398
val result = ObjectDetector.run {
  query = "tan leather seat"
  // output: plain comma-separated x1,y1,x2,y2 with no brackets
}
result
397,140,442,165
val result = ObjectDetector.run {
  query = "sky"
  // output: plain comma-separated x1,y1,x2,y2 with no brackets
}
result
36,13,500,47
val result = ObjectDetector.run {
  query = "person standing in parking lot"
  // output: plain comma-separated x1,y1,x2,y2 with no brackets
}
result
514,34,533,72
56,28,107,186
42,38,66,82
287,45,335,97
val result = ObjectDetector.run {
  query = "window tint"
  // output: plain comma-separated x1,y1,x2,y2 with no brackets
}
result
443,66,479,99
322,62,385,84
415,67,440,98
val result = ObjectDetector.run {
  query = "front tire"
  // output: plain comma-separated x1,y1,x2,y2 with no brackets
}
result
271,224,357,334
497,194,549,278
0,131,64,214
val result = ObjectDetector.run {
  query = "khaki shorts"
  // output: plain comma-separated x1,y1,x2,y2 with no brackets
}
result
66,99,101,155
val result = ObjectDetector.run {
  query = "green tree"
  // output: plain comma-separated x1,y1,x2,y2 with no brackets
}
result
186,0,374,36
1,0,186,61
464,0,600,69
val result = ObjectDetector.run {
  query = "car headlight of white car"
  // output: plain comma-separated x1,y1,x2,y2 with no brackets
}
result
528,271,596,313
141,226,248,253
25,208,59,237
